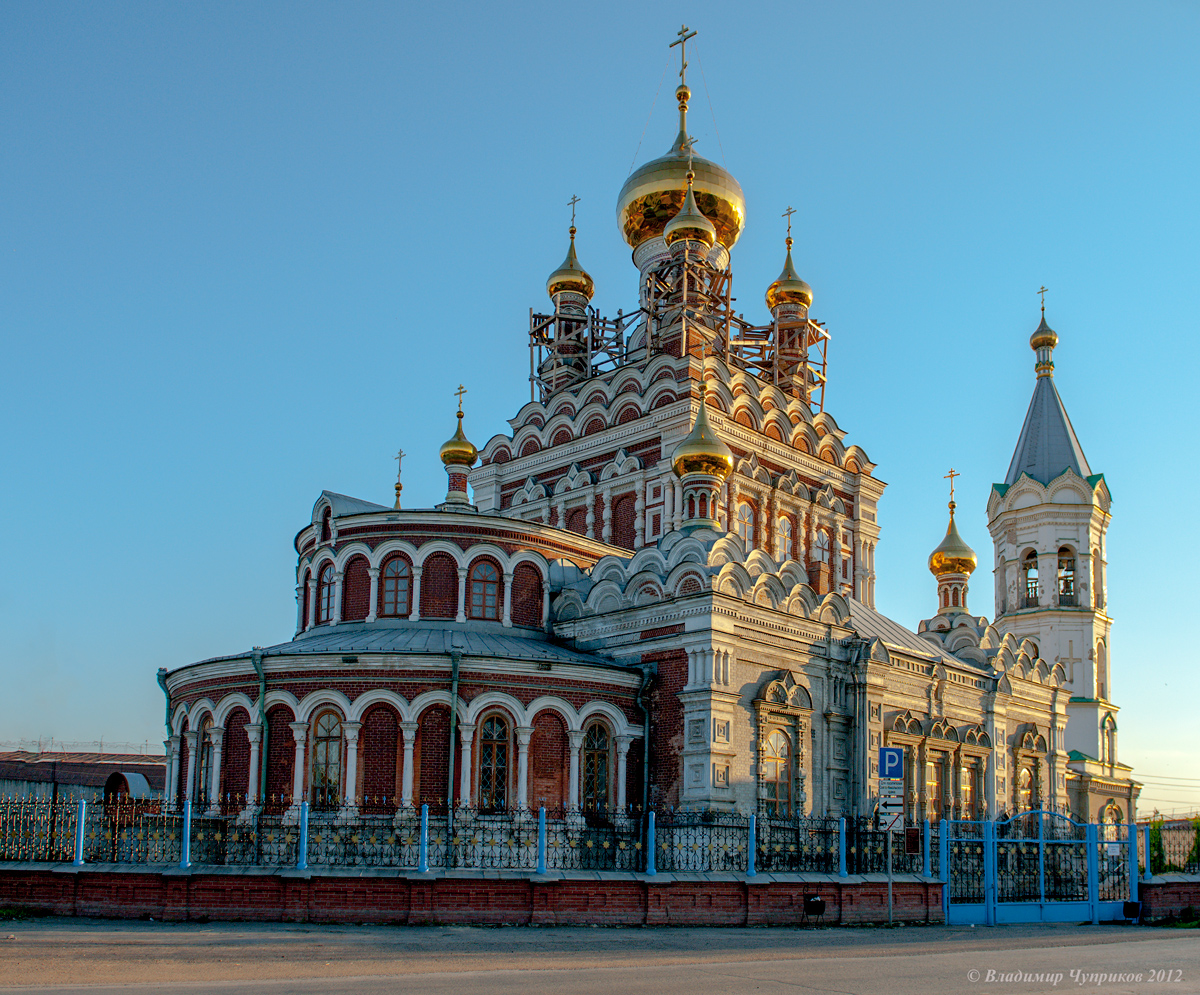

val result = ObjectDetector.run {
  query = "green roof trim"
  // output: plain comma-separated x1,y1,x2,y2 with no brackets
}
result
992,482,1010,498
1068,750,1096,762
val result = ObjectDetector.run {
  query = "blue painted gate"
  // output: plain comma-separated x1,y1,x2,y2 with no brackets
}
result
942,811,1136,924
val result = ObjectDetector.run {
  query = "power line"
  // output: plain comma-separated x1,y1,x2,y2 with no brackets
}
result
627,58,670,177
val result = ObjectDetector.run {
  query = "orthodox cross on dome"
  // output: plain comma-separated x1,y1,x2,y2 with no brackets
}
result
782,205,796,242
454,383,467,413
681,135,698,174
944,467,959,504
393,448,406,510
1038,285,1049,314
670,24,697,87
567,194,580,228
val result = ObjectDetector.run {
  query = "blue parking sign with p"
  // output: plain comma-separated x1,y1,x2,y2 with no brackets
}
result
879,747,904,779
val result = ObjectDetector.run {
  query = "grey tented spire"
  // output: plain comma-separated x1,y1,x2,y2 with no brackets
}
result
1003,376,1092,486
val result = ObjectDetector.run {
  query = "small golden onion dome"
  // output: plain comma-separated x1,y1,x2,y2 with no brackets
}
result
1030,313,1058,351
765,238,813,310
439,411,478,468
663,174,717,248
672,383,734,479
616,85,745,250
546,227,595,300
928,502,977,576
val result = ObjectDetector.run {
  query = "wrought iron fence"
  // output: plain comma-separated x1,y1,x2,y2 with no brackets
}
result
0,796,78,862
757,816,840,873
655,811,748,872
1140,819,1200,875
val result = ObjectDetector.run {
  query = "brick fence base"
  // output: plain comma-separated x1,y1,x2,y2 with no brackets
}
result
1139,876,1200,920
0,865,943,926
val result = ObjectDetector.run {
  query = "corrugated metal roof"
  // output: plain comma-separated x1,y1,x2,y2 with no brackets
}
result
1004,376,1091,486
847,599,988,672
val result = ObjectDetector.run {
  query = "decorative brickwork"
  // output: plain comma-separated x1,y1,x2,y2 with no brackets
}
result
265,706,294,807
529,710,567,810
510,563,543,628
360,704,400,810
642,649,687,807
417,706,450,808
420,553,458,620
219,708,251,808
341,555,370,622
612,493,635,550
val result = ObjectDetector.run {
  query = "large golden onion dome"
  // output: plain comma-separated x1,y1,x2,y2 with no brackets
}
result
1030,312,1058,351
928,502,977,576
439,410,478,468
616,85,745,251
765,237,813,309
663,173,717,248
672,382,734,479
546,226,595,300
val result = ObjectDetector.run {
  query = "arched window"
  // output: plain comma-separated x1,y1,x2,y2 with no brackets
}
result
761,730,791,816
1017,767,1033,811
952,588,960,607
1102,801,1122,824
582,723,610,814
1103,715,1117,765
468,560,501,620
1022,551,1039,608
478,714,509,812
311,711,342,810
815,530,831,564
380,556,411,617
1096,642,1107,700
316,563,336,624
737,503,755,551
1093,546,1104,608
320,507,332,541
1057,547,1076,606
775,517,792,562
193,716,214,805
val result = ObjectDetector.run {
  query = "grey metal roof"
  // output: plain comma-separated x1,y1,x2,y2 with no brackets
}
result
261,621,616,669
1004,376,1091,486
322,490,391,516
848,599,988,672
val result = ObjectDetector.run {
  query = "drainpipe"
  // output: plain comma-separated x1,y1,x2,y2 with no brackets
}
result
636,663,655,817
156,668,172,735
251,647,267,803
156,668,171,801
446,649,462,859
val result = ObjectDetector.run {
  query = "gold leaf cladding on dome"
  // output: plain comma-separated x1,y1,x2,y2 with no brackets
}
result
617,155,745,250
928,510,977,576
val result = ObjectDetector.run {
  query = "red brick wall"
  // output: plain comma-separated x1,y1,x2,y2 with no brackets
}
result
0,870,943,927
265,706,295,807
510,563,543,628
643,649,687,807
612,493,635,550
420,553,458,620
1140,879,1200,919
360,705,400,811
175,723,190,808
529,710,567,810
418,706,451,809
341,555,370,622
566,507,587,535
220,708,251,808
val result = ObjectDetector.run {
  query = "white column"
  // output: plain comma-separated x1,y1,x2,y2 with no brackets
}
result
634,476,646,547
616,735,633,812
555,498,566,531
662,473,674,535
331,570,344,625
458,723,476,808
183,730,198,805
409,565,422,621
832,524,843,593
295,585,305,634
305,580,316,631
341,721,362,816
366,567,380,622
399,721,418,809
673,479,684,531
585,490,596,540
244,724,262,810
568,729,585,811
502,571,513,627
206,727,225,814
167,735,181,811
456,567,468,623
601,487,613,543
289,721,308,811
516,726,533,810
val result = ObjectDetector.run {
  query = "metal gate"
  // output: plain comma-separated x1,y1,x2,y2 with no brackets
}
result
944,811,1135,924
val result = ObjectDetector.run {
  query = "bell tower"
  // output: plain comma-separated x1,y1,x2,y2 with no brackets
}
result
986,301,1138,822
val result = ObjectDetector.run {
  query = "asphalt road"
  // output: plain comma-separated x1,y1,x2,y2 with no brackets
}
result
0,919,1196,994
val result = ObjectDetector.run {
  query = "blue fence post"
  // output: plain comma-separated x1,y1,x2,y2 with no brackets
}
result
73,798,86,866
537,806,546,875
180,799,192,869
645,811,657,876
1127,822,1138,902
418,804,429,873
296,800,309,871
939,819,949,922
838,817,847,878
747,813,756,877
1086,823,1099,925
983,820,995,926
922,819,931,878
1142,824,1152,881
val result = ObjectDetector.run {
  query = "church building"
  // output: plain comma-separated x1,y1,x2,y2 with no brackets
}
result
160,33,1139,828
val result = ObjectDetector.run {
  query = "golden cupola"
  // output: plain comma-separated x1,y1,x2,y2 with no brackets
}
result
928,501,977,577
616,83,745,252
663,171,717,249
765,235,813,311
439,409,478,469
546,226,595,301
672,382,733,479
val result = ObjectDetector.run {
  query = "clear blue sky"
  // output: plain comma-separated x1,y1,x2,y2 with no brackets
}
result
2,2,1197,814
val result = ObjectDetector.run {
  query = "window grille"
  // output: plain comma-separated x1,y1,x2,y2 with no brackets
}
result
761,730,791,816
380,557,411,617
468,561,500,620
478,715,509,812
312,712,342,810
582,724,610,813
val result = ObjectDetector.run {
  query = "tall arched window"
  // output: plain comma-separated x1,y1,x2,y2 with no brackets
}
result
193,716,214,805
582,723,610,814
478,714,509,812
320,507,332,542
468,560,501,620
761,730,791,816
775,517,792,562
1017,767,1033,811
1057,547,1076,606
1093,546,1104,608
737,503,755,551
1096,642,1107,700
311,712,342,810
1022,551,1039,608
815,530,831,563
316,563,336,624
380,556,411,617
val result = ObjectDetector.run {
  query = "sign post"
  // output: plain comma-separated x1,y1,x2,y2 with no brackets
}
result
878,748,905,926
